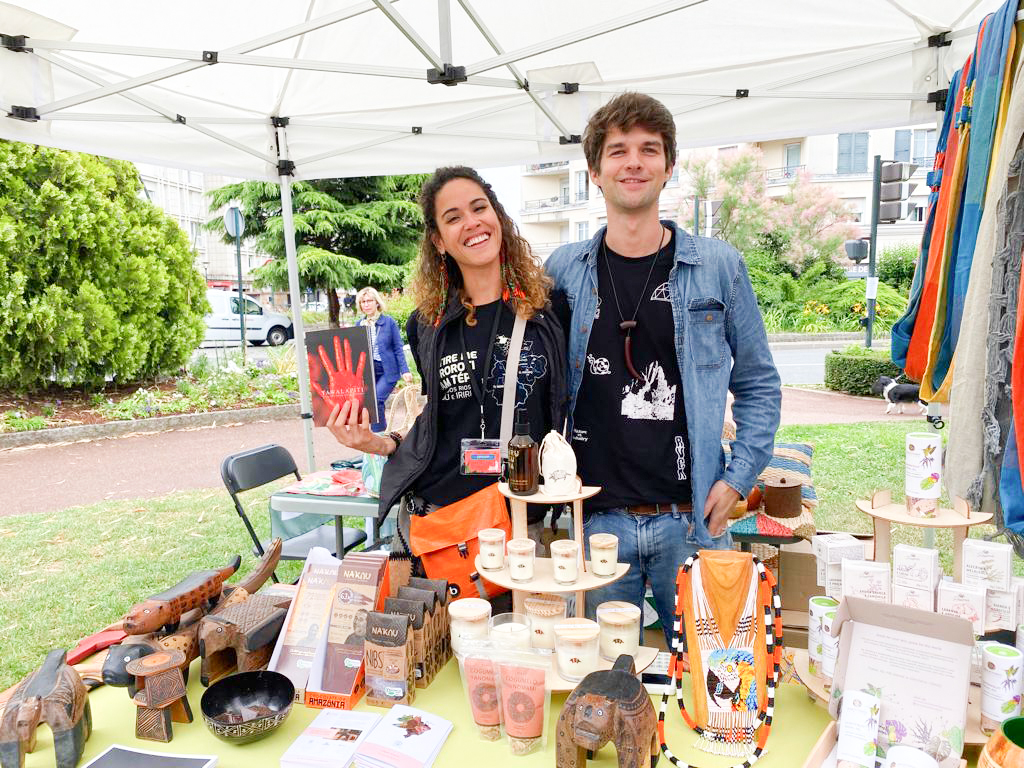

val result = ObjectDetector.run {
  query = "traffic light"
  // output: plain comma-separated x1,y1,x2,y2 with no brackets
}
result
878,161,918,222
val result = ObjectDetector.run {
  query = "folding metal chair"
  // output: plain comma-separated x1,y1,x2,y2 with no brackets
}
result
221,444,367,569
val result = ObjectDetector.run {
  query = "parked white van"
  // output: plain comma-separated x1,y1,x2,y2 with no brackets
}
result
204,289,293,346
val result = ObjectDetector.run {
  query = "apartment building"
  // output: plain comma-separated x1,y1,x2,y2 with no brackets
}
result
518,125,936,263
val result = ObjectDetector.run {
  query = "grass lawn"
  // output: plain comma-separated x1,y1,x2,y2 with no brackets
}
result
0,419,1012,691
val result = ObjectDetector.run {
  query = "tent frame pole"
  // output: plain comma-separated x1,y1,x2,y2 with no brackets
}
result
274,122,316,473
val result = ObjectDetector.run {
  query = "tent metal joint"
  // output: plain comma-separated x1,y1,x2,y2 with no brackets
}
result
927,88,949,111
202,50,218,64
7,105,39,122
271,116,290,128
427,64,467,86
559,134,581,145
411,126,422,134
277,159,296,176
176,114,186,124
928,32,952,47
736,88,749,98
0,34,29,52
559,82,579,94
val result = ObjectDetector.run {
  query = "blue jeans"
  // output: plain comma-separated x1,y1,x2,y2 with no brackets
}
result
581,506,732,649
372,360,398,432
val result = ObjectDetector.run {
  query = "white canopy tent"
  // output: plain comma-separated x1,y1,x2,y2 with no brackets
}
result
0,0,999,469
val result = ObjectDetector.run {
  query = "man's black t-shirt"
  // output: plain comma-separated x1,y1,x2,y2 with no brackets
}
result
572,230,692,512
415,300,552,511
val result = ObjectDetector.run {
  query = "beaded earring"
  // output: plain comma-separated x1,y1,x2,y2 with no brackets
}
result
435,252,449,327
500,252,525,302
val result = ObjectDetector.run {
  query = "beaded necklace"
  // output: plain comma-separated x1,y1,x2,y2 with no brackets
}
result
658,552,782,768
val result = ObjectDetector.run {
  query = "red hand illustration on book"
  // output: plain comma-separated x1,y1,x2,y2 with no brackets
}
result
309,335,366,414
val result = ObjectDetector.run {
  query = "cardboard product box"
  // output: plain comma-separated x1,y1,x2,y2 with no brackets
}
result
1014,578,1024,629
778,540,824,611
840,559,891,603
937,581,987,635
801,722,968,768
827,597,973,768
892,543,940,591
962,539,1013,592
986,587,1017,632
813,533,857,586
826,563,843,600
779,608,809,649
892,583,934,611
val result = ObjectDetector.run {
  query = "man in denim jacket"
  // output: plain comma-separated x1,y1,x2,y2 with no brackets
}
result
545,93,781,644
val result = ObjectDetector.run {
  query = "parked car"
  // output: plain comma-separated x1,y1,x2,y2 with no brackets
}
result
204,289,293,346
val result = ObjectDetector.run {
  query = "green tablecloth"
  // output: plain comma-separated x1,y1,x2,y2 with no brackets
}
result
24,659,830,768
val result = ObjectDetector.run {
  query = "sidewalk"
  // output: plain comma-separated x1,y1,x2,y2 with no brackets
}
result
0,387,920,519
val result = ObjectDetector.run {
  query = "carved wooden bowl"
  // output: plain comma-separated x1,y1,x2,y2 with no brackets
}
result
199,670,294,744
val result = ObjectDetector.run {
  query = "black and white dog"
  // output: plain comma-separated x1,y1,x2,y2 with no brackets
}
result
871,375,927,415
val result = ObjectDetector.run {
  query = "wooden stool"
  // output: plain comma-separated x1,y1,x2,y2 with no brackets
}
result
126,649,192,742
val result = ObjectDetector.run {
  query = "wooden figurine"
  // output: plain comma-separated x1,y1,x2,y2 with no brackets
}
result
126,649,191,742
0,650,92,768
556,655,658,768
198,594,289,686
122,555,242,634
102,586,252,695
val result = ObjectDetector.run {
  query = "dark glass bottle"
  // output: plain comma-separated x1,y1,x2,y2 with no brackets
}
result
507,409,539,495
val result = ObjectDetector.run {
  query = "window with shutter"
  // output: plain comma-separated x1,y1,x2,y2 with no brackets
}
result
894,130,911,162
837,133,852,174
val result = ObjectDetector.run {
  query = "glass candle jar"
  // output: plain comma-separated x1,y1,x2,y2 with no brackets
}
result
477,528,506,572
553,618,601,682
506,538,536,582
549,539,579,585
523,594,567,651
596,601,641,661
448,597,491,656
588,533,619,578
488,613,532,651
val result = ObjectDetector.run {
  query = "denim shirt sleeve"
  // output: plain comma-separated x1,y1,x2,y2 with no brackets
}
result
722,257,782,496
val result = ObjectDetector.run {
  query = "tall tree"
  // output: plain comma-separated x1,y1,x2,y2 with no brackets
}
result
0,140,206,391
206,175,425,325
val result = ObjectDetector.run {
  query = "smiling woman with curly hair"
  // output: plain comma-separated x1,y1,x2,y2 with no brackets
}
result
324,165,567,560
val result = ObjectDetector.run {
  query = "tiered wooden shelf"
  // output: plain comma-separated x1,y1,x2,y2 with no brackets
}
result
855,489,992,580
473,481,657,691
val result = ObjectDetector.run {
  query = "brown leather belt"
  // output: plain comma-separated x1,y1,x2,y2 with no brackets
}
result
626,502,693,516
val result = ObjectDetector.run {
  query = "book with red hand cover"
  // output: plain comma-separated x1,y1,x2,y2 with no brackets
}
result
306,326,378,427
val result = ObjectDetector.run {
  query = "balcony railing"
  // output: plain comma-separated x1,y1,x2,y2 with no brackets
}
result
523,160,570,174
764,165,805,184
523,192,580,212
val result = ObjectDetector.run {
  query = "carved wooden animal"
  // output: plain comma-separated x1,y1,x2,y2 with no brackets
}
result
103,587,251,694
198,594,290,685
0,650,91,768
123,555,241,634
234,538,282,594
556,655,658,768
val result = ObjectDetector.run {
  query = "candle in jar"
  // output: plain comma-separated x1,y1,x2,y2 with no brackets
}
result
589,533,619,577
596,601,641,661
506,538,536,582
553,618,601,682
489,613,532,651
477,528,506,571
523,594,566,651
549,539,579,585
448,597,491,656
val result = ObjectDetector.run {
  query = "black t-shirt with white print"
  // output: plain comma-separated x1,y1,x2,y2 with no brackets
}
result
415,300,552,511
572,229,692,512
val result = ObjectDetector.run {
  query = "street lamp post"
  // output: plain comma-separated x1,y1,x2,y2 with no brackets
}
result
224,205,246,363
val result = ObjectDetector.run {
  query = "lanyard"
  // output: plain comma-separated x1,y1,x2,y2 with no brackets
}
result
458,301,505,438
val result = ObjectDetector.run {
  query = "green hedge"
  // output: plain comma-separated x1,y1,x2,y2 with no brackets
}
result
824,346,906,396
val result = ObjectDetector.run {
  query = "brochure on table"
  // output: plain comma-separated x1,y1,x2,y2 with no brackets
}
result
281,709,382,768
828,596,973,768
354,704,453,768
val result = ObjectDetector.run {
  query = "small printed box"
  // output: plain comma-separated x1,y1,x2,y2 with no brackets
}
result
814,534,851,586
962,539,1013,592
826,563,843,600
824,537,868,565
937,581,987,635
986,588,1017,632
1013,578,1024,625
893,583,934,611
841,560,891,603
892,544,940,591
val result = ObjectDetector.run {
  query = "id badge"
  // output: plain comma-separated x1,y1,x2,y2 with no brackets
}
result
460,438,502,476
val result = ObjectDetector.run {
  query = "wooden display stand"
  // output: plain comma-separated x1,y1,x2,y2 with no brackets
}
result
855,489,992,581
126,649,192,742
483,482,657,692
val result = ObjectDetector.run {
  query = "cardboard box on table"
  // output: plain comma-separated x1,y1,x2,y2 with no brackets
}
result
801,721,968,768
825,597,973,768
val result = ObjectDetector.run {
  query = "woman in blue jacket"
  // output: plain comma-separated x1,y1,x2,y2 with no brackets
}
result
357,286,412,431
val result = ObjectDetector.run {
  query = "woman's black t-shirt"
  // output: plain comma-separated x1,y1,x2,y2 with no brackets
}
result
412,300,552,509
